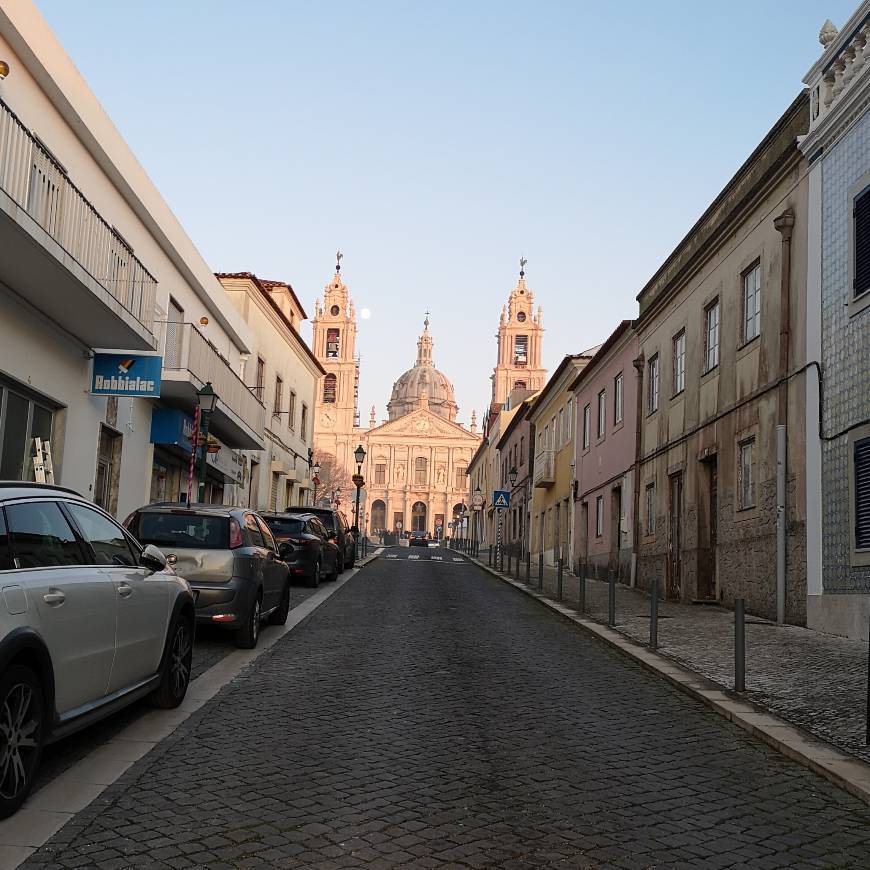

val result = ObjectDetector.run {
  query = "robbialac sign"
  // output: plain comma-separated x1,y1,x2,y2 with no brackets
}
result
91,353,162,397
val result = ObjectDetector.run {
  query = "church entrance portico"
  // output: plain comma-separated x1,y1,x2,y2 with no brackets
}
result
412,501,428,532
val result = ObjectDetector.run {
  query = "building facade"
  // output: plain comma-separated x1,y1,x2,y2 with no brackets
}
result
634,93,810,621
217,273,323,512
800,5,870,639
570,322,638,582
495,392,538,554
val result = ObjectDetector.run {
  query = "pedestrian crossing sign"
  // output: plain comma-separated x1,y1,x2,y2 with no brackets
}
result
492,490,510,509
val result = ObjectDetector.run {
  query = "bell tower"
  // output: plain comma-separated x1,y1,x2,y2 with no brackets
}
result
491,260,546,405
312,253,360,440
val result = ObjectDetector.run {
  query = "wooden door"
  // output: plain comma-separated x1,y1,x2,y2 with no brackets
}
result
668,473,683,599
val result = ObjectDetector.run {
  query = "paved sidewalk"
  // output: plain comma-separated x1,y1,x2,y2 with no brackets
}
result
473,549,870,765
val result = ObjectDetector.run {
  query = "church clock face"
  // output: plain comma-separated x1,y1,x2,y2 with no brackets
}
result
517,311,527,322
330,305,340,316
321,408,336,428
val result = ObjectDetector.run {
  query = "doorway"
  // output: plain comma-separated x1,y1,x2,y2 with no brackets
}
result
412,501,427,532
699,460,718,600
668,472,683,599
94,425,122,515
611,486,622,578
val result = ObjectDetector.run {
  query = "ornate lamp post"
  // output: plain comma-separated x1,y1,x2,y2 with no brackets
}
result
352,444,366,560
193,382,218,504
311,461,321,505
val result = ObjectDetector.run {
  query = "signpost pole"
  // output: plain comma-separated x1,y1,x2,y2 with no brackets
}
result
496,509,503,573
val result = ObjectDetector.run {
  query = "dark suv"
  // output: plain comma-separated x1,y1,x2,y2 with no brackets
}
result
260,513,341,587
293,506,355,569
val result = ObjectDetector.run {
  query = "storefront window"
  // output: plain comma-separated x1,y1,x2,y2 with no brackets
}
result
0,383,54,482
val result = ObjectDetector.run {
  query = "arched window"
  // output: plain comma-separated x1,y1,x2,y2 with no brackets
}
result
371,500,386,531
514,379,527,390
326,328,340,358
414,456,428,485
322,374,337,403
412,501,427,531
452,502,464,518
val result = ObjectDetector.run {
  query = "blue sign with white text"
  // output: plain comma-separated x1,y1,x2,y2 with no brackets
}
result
92,353,162,397
493,490,510,509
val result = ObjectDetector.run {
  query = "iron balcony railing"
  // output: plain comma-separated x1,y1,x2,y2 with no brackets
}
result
158,321,265,437
0,96,157,335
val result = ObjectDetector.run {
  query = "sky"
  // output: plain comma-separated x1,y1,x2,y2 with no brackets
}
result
36,0,856,426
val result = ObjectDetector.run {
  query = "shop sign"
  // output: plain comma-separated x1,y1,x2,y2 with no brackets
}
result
150,409,242,483
92,353,162,397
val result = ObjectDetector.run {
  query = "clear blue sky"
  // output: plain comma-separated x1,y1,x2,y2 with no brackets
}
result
37,0,855,425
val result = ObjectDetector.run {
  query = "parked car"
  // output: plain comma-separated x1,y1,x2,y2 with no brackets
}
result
260,512,340,587
293,506,355,569
125,503,290,649
0,483,195,818
410,530,429,547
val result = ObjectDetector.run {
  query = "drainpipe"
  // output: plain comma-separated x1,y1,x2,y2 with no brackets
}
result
631,352,645,588
773,208,794,625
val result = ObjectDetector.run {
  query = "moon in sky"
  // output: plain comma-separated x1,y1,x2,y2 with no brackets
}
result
360,307,372,320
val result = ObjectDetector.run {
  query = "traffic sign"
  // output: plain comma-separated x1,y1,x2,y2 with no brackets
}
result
493,490,510,509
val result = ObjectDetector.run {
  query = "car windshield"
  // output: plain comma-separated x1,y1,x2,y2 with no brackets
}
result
314,512,336,530
135,512,228,549
263,517,306,537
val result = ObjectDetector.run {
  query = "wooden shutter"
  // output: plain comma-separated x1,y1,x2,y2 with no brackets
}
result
856,438,870,551
855,187,870,298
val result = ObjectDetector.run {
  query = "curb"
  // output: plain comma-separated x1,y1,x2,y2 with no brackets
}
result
465,554,870,808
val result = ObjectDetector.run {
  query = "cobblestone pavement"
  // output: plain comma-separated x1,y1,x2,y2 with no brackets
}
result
23,551,870,869
478,548,870,765
32,585,318,795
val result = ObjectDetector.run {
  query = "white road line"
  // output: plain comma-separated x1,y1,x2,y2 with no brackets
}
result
408,554,420,560
453,558,464,562
431,555,442,560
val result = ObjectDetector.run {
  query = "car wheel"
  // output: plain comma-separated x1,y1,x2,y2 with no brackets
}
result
235,595,261,649
306,560,321,589
0,665,44,819
151,615,193,709
344,547,355,569
268,581,291,625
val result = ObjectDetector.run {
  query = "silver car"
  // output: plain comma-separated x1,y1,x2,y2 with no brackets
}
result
0,482,195,818
125,503,291,649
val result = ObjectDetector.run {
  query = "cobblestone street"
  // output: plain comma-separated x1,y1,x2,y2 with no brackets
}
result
22,551,870,869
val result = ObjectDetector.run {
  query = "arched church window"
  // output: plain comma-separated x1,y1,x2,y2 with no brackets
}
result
322,374,337,403
371,500,386,531
326,328,340,358
330,305,340,316
414,457,428,486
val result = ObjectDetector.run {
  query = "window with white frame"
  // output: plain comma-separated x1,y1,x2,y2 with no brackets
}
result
738,438,755,508
855,437,870,550
854,186,869,300
583,404,591,449
743,262,761,342
614,373,623,424
566,398,573,443
704,299,720,371
597,389,606,438
558,408,564,448
648,355,659,412
672,331,686,395
288,390,297,430
645,483,655,535
595,495,604,537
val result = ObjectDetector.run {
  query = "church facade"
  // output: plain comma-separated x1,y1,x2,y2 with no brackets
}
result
311,265,479,537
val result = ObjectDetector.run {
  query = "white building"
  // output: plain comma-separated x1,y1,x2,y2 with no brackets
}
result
217,273,323,511
0,1,264,519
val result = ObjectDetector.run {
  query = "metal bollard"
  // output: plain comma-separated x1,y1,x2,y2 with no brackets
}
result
578,559,586,613
649,576,658,650
557,558,563,600
735,598,746,692
608,569,616,627
538,553,544,591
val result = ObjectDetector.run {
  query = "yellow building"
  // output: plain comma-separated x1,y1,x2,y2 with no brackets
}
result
528,351,596,566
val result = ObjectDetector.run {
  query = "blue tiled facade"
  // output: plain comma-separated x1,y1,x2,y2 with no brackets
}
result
820,110,870,593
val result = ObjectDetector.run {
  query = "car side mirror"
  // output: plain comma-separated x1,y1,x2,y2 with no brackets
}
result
140,544,167,573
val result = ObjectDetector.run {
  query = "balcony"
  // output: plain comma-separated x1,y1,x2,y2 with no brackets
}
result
158,321,265,450
0,96,157,350
533,448,555,488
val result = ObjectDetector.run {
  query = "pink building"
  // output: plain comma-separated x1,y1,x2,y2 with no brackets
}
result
571,322,638,581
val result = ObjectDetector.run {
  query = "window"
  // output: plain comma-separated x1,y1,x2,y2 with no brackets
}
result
614,373,623,424
255,357,265,399
672,331,686,395
288,391,297,430
595,495,604,537
375,463,386,485
855,437,870,550
648,355,659,412
739,439,755,509
543,424,549,451
514,380,527,389
645,483,655,535
256,517,277,551
67,503,136,566
244,513,265,547
414,456,428,486
550,416,556,448
273,375,283,417
300,404,308,440
455,465,466,490
743,262,762,342
583,404,591,449
514,335,528,365
5,501,83,568
326,328,340,358
0,383,54,482
853,185,870,299
520,436,525,465
558,409,564,448
322,374,337,403
597,390,606,438
704,300,720,371
566,399,573,442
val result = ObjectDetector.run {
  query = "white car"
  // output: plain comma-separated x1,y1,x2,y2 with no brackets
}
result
0,483,195,817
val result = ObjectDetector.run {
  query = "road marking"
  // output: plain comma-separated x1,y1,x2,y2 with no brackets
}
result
453,558,464,562
431,555,442,560
385,554,398,559
408,554,420,560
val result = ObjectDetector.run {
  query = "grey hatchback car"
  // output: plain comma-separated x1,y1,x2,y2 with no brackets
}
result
126,504,290,649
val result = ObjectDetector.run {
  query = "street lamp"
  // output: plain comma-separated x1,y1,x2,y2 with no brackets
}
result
193,382,218,504
509,466,518,487
352,444,366,560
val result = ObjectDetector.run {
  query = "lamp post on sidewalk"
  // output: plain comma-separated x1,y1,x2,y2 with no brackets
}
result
352,443,366,561
195,382,218,504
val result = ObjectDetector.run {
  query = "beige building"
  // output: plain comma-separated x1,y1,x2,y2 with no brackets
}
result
311,265,478,536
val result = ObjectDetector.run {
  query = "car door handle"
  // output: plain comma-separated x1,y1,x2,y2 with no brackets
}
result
117,583,133,598
43,589,66,606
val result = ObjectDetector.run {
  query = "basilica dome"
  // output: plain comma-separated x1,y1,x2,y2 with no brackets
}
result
387,318,458,422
